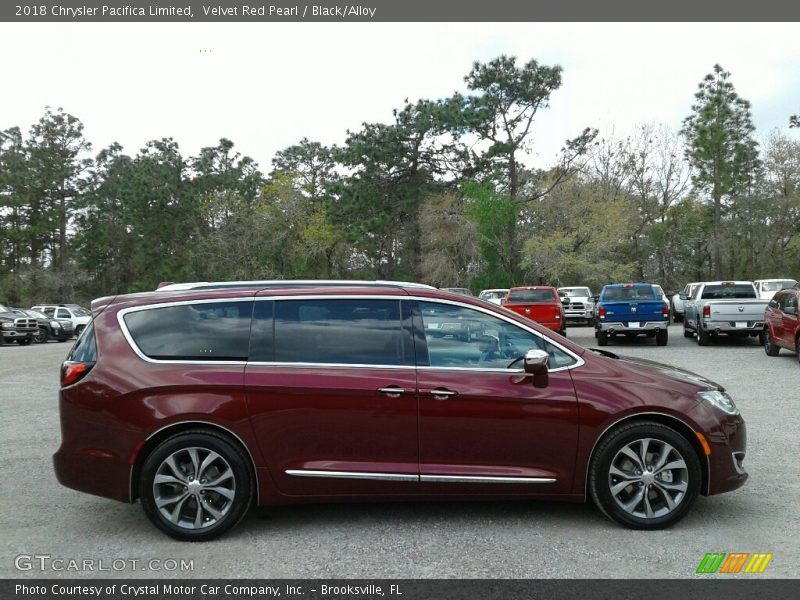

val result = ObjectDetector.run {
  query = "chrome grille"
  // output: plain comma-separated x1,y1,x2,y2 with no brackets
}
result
14,318,38,330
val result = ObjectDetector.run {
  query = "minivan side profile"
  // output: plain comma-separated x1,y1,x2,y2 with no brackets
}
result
54,281,747,540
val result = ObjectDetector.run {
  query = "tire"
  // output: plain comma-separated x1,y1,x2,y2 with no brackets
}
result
763,329,780,357
586,318,595,328
34,328,48,344
697,322,710,346
17,338,32,346
74,325,85,338
656,329,668,346
58,338,68,342
588,421,701,530
139,431,253,541
597,331,609,346
559,328,567,337
683,321,693,338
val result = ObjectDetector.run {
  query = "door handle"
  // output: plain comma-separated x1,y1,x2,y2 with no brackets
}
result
377,386,406,398
421,388,458,400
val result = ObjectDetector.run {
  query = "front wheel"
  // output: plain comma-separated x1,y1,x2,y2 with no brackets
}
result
34,328,48,344
74,325,85,338
589,422,701,529
139,431,253,541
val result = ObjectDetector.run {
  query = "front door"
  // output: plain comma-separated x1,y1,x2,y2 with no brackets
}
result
414,300,580,495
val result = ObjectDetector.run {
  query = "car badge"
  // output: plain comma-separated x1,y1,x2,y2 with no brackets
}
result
631,306,637,313
738,306,744,312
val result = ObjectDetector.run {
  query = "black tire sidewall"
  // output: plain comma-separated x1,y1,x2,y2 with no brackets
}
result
139,432,252,541
590,423,701,530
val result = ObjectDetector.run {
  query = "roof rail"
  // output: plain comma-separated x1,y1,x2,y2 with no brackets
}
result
155,280,437,292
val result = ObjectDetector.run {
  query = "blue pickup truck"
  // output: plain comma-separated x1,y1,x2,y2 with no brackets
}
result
595,283,670,346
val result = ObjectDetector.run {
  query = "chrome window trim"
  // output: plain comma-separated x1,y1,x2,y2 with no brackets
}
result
116,294,583,372
420,475,556,484
285,470,418,482
583,411,712,499
130,420,261,505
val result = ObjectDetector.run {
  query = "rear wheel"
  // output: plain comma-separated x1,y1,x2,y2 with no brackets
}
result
656,329,668,346
589,422,701,529
597,331,609,346
139,431,253,541
763,329,780,356
697,322,710,346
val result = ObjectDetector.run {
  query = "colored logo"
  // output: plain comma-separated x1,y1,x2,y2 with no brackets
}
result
696,552,773,574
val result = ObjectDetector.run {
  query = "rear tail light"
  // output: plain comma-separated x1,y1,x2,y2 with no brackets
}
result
61,361,94,387
598,307,606,319
703,305,711,319
663,304,670,317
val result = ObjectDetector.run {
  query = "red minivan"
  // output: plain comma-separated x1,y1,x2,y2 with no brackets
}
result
54,280,747,540
502,286,566,335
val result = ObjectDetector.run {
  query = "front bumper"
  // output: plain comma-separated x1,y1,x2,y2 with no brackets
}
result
1,330,36,340
564,309,594,321
597,321,668,333
689,402,748,496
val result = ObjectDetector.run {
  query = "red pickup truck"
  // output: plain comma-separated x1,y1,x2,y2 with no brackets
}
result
502,286,566,335
762,286,800,363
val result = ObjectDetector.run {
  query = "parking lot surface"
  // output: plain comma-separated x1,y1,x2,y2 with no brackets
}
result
1,326,797,578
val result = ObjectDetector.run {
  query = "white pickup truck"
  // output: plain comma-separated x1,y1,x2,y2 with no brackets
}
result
682,281,769,346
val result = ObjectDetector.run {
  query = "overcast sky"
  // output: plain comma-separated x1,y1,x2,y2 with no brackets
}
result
2,22,799,171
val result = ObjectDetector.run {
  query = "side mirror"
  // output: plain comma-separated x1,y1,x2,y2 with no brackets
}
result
679,294,688,300
524,349,549,388
592,295,600,302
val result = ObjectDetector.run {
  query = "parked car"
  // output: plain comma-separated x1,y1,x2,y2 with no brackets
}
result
761,287,800,363
440,287,473,297
54,279,748,540
478,288,509,305
682,281,768,346
11,308,74,343
671,283,701,323
31,304,91,337
752,278,797,301
557,286,595,327
502,286,566,335
594,284,670,346
0,303,38,345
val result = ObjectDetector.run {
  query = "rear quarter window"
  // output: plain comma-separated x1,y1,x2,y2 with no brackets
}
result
123,301,253,361
68,321,97,362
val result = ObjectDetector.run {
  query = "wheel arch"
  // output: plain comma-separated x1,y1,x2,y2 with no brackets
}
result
584,412,710,500
130,420,259,505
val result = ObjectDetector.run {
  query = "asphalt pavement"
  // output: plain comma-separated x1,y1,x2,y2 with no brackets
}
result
1,325,797,578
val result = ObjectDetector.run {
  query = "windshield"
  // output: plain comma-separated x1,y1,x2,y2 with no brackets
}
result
0,304,11,313
559,288,591,297
27,310,46,318
760,280,796,292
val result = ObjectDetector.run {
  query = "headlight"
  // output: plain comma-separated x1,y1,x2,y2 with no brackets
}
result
1,322,13,329
50,320,61,329
698,390,739,415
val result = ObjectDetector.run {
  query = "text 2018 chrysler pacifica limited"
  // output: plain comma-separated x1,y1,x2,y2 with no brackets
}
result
54,280,747,540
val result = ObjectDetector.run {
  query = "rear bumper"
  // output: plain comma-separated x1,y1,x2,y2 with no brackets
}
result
701,320,764,334
597,321,668,333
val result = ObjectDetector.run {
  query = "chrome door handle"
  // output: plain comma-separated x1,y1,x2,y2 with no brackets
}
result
377,387,406,398
423,388,458,400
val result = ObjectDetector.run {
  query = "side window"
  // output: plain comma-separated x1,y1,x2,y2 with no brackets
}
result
418,301,576,370
273,299,412,366
123,301,253,361
42,307,55,317
57,308,71,319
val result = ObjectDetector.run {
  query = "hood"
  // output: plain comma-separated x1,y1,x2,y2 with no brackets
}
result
588,348,723,391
